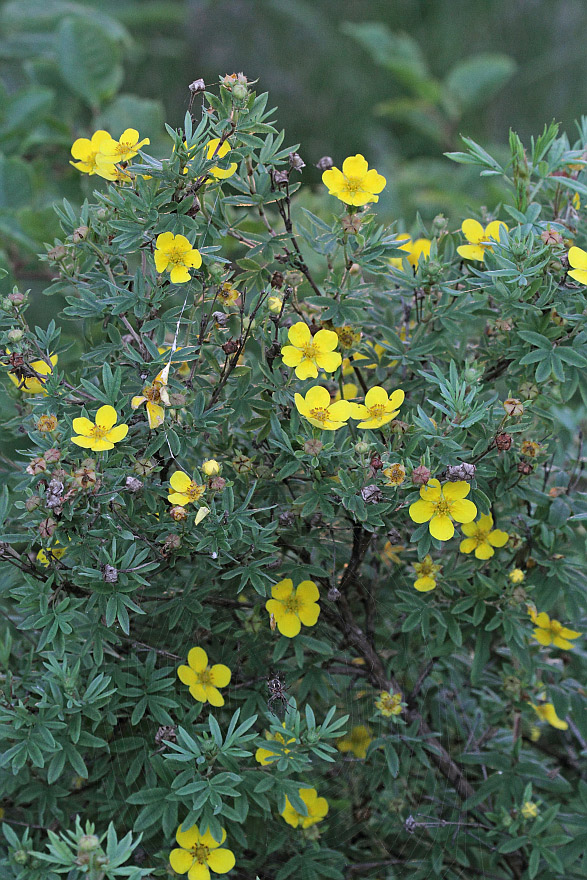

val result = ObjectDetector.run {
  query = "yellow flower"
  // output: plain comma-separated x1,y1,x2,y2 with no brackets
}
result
457,219,508,261
409,478,477,542
294,385,351,431
568,246,587,284
8,354,58,395
70,130,119,179
459,513,509,560
202,459,220,477
349,386,404,429
95,128,149,167
216,281,240,307
71,405,128,452
281,788,329,829
167,471,205,507
390,236,431,269
154,232,202,284
36,414,58,432
520,440,541,458
169,823,235,880
322,154,386,206
177,647,231,707
375,691,403,717
509,568,525,584
205,138,238,179
412,554,441,592
268,295,283,313
37,542,67,567
265,578,320,638
255,726,296,765
337,724,372,759
383,463,406,486
131,364,170,429
530,701,568,730
521,801,539,819
334,382,359,402
381,542,404,566
281,323,341,380
530,611,581,650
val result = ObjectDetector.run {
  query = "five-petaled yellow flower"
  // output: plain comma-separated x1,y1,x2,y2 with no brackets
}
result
169,823,235,880
265,578,320,638
8,354,58,395
154,232,202,284
205,138,238,179
530,701,568,730
521,801,539,819
457,219,508,262
37,543,67,567
168,471,206,507
71,405,128,452
350,386,405,429
390,236,432,269
281,323,341,379
255,725,296,765
567,246,587,284
294,385,351,430
70,130,118,179
459,513,509,560
96,128,149,169
131,364,170,429
383,463,406,486
177,647,231,707
281,788,329,829
528,608,581,650
409,478,477,541
413,555,441,592
322,154,386,206
337,724,372,759
375,691,403,717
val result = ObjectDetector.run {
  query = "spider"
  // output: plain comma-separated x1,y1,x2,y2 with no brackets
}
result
267,671,291,718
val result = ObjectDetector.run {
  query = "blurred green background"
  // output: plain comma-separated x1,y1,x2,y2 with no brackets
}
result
1,0,587,294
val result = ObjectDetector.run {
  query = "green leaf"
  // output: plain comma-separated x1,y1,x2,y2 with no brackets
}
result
0,155,33,208
57,15,123,106
445,54,515,114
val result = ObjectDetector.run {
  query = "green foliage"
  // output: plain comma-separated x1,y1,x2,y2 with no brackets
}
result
0,73,586,880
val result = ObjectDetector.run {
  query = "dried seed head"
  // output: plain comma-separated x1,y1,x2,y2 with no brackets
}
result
304,439,323,456
503,398,524,417
103,564,119,584
495,433,513,451
169,505,188,522
125,476,143,492
39,517,57,538
36,414,58,433
316,156,333,171
188,78,206,93
446,463,476,481
361,484,383,504
289,152,305,171
44,448,61,464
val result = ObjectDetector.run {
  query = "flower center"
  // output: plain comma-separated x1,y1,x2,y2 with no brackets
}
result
89,424,109,439
198,668,213,686
309,407,329,423
167,247,188,266
302,343,318,359
368,404,386,419
144,384,162,402
550,621,562,634
472,528,490,545
187,481,204,501
191,843,210,864
283,595,300,614
434,498,452,516
343,176,362,195
116,141,134,156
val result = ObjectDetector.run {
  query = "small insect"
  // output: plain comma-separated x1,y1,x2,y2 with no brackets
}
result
269,612,276,632
267,671,291,718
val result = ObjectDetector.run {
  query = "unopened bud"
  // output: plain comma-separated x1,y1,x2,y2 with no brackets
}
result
134,458,156,476
45,448,61,464
541,228,563,246
304,439,323,456
78,835,100,854
26,456,46,476
25,495,41,511
209,475,226,491
231,82,248,101
341,214,362,234
39,518,57,538
222,339,239,355
411,465,431,485
47,245,67,261
517,461,533,475
202,459,220,476
7,328,24,342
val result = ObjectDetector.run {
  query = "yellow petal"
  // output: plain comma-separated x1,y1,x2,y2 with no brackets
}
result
484,220,507,243
474,542,494,560
72,417,95,436
449,499,477,523
420,478,441,501
342,154,369,178
461,218,484,244
206,847,235,873
313,328,339,351
429,514,454,541
296,580,319,603
169,264,191,283
170,848,194,874
146,401,165,429
568,245,587,270
457,244,486,261
442,481,470,501
459,537,477,554
409,499,435,523
170,471,192,492
567,267,587,285
276,611,301,638
271,578,294,600
187,863,210,880
364,386,388,408
105,424,128,444
176,825,199,848
304,385,331,409
295,360,319,380
210,664,231,687
204,685,225,707
177,665,198,686
315,350,342,372
281,346,304,367
327,400,351,421
488,529,509,547
95,405,118,430
288,322,311,347
187,646,208,671
414,575,436,592
70,435,96,448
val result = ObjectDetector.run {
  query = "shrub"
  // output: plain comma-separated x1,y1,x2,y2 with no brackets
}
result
0,74,586,880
